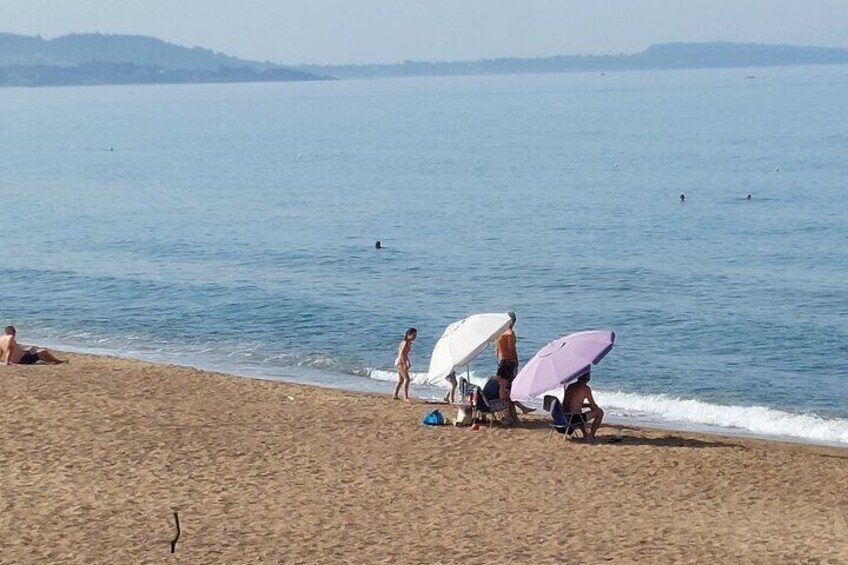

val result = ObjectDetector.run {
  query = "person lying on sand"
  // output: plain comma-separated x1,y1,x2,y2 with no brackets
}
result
563,370,604,441
1,325,67,365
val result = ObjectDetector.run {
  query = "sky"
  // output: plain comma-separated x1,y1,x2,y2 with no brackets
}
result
1,0,847,65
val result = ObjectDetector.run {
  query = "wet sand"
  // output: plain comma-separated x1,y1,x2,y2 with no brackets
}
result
1,353,847,564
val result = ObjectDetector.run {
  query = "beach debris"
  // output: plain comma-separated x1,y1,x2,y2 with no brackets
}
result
170,511,181,553
286,395,295,401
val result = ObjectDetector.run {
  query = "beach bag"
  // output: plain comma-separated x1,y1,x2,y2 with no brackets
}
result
422,409,445,426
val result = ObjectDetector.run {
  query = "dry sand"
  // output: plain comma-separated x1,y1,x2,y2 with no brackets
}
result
1,353,847,564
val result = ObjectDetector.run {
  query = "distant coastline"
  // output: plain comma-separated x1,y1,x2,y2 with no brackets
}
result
298,42,848,79
2,33,848,87
0,62,333,87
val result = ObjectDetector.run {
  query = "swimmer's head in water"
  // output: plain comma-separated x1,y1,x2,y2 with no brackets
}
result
375,240,382,249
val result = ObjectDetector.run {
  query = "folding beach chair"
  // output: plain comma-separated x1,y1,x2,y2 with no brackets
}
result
543,395,589,442
459,378,512,427
478,391,512,426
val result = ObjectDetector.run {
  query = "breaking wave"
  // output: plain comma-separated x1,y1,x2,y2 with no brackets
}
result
597,390,848,446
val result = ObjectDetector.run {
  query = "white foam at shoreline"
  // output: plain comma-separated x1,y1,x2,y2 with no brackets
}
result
367,368,486,387
597,390,848,446
31,337,848,447
367,368,848,445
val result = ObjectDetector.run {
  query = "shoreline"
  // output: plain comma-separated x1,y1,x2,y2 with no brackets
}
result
32,341,848,449
97,351,846,452
3,352,847,563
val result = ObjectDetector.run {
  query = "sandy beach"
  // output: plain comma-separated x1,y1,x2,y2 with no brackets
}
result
1,353,847,564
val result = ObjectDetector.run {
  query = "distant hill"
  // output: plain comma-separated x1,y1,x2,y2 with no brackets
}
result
0,33,331,86
4,35,848,87
296,42,848,79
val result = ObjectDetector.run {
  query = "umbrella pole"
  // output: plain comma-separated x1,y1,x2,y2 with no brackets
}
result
465,365,476,421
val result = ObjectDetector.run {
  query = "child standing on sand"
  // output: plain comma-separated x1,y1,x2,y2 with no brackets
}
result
443,370,458,405
393,327,416,401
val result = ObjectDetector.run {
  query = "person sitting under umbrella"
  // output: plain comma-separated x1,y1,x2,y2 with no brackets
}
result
563,369,604,441
480,362,522,423
478,364,517,425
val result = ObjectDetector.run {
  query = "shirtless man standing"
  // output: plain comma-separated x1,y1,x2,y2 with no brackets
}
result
495,312,519,379
563,371,604,441
495,312,534,416
1,326,67,365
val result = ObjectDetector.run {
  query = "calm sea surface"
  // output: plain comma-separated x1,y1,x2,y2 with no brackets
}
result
2,66,847,444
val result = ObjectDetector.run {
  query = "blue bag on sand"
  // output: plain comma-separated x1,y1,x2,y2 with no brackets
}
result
422,409,445,426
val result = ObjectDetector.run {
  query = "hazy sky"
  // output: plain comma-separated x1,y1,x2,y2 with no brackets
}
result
2,1,847,65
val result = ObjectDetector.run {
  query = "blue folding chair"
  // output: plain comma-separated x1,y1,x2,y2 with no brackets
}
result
543,395,589,442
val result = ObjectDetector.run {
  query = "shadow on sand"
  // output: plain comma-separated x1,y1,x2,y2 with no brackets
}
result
514,419,739,449
596,434,741,449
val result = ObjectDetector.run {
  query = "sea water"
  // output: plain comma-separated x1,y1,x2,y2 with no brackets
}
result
2,65,847,446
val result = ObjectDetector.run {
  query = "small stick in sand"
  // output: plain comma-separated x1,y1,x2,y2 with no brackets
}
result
170,511,181,553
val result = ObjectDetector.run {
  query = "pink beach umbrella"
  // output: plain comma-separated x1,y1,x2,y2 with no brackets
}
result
510,330,615,401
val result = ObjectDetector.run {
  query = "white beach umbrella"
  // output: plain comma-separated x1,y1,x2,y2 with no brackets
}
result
425,313,513,385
